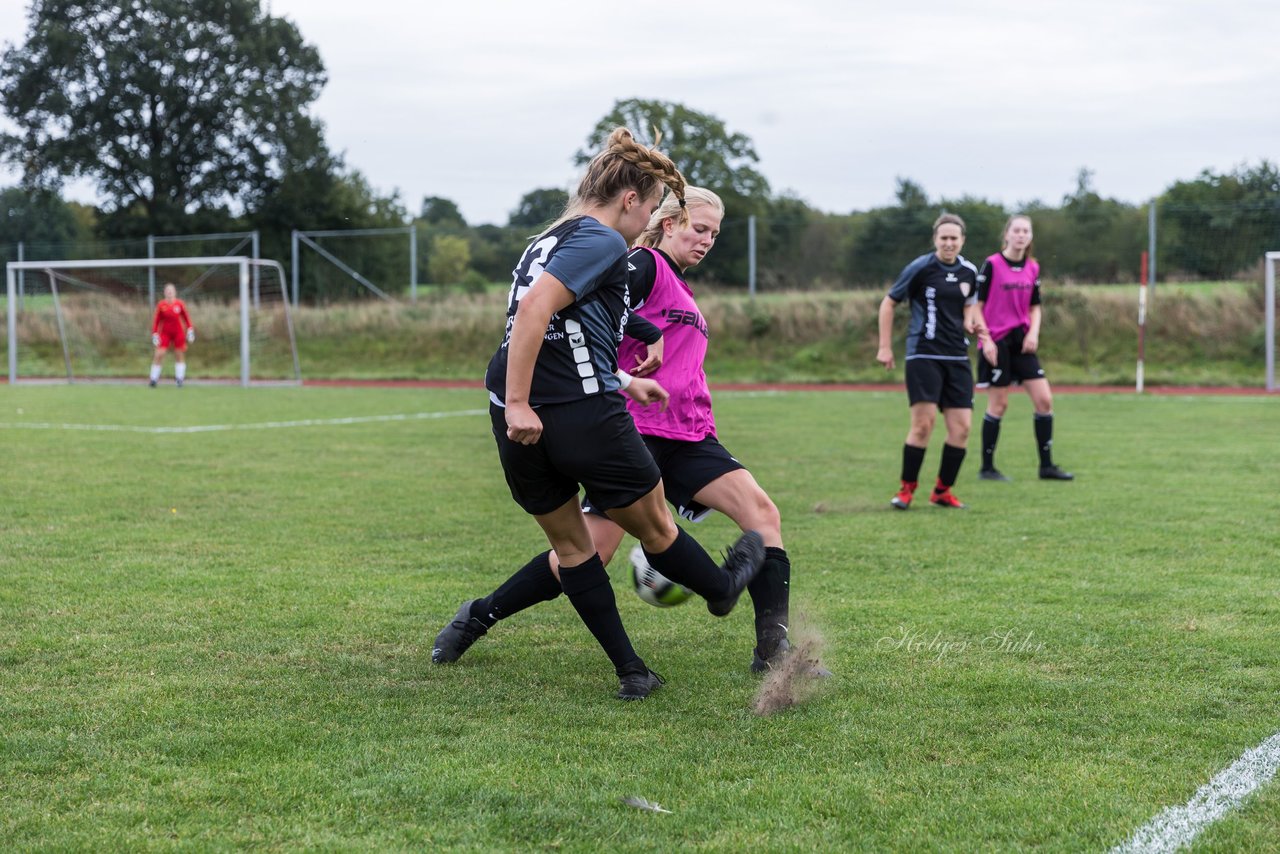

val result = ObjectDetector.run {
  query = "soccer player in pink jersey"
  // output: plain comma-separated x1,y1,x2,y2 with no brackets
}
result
149,283,195,387
434,187,825,676
973,215,1073,481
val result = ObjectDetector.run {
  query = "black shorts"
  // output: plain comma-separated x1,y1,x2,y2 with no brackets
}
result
976,329,1046,388
491,394,660,516
584,435,746,522
905,358,974,409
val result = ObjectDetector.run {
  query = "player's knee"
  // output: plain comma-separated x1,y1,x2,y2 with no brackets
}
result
631,511,679,552
756,500,783,544
739,492,781,540
907,416,934,445
987,398,1008,417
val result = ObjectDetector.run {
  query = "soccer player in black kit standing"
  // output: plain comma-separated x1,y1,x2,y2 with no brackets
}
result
439,128,765,700
876,213,996,510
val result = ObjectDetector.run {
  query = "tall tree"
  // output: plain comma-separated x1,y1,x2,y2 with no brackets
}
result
1052,169,1144,282
0,187,91,253
579,100,771,283
0,0,330,233
577,99,770,205
1159,161,1280,279
508,188,568,229
420,196,467,228
848,178,940,284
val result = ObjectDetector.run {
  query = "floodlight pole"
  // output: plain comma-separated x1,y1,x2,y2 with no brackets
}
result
747,215,757,298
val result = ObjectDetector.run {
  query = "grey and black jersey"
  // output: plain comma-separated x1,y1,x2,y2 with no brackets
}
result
485,216,631,407
887,252,979,360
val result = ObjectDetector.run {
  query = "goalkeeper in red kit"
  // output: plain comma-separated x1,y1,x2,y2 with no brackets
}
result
149,283,196,387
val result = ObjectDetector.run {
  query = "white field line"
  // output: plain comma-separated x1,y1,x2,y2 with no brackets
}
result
0,409,487,434
1111,730,1280,854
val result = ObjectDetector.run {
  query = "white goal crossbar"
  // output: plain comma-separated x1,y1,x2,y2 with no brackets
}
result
5,255,298,387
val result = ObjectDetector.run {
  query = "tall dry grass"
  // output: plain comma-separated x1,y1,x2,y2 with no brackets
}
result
3,285,1270,385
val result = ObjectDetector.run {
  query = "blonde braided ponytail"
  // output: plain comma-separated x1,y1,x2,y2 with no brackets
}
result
604,128,687,226
543,127,687,235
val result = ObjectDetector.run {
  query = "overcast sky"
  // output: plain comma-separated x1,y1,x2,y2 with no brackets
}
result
2,0,1277,225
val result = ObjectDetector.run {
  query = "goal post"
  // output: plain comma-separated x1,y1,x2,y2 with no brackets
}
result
1267,251,1278,392
5,255,299,387
290,226,418,304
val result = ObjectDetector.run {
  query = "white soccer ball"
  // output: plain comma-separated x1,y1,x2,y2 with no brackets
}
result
630,544,693,607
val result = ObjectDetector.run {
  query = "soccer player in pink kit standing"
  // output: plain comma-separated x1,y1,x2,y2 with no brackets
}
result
973,214,1073,481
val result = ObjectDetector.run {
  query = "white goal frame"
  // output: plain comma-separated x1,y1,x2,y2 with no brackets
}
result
1267,251,1278,392
6,255,299,387
290,226,418,304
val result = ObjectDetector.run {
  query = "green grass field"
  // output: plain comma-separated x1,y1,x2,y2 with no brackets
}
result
2,384,1279,851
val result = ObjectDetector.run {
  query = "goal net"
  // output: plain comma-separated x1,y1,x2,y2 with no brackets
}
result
5,256,300,386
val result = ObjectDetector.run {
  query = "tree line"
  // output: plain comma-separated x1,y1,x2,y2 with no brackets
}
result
2,3,1277,300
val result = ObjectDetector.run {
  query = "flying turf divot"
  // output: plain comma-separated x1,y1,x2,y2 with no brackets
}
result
753,627,828,716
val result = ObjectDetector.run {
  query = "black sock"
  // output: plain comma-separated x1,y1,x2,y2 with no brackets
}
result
470,550,561,628
748,547,791,660
559,554,641,675
936,443,966,490
1034,413,1054,467
644,527,730,600
982,414,1002,471
901,444,926,483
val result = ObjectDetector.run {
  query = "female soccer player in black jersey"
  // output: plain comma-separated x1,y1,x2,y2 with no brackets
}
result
434,187,827,679
433,131,765,700
877,213,996,510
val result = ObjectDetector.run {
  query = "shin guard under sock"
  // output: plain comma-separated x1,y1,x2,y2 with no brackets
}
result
748,547,791,659
982,414,1002,470
559,554,640,673
643,527,731,601
937,443,966,489
471,550,561,628
901,444,927,484
1034,413,1055,467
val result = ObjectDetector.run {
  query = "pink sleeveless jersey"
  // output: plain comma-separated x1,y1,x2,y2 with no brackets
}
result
981,253,1040,343
618,248,716,441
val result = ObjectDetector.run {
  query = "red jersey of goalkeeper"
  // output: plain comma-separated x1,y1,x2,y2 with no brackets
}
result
152,298,194,350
